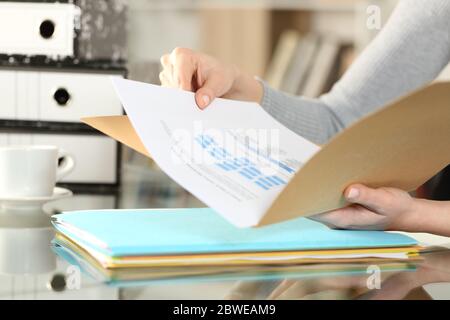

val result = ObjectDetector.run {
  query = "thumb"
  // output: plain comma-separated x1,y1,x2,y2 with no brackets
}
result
195,74,228,109
344,184,391,213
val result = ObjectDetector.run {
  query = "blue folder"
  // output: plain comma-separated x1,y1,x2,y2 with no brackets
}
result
51,208,417,257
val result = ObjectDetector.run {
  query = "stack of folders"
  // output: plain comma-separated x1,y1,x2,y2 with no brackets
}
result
52,208,420,283
52,238,417,286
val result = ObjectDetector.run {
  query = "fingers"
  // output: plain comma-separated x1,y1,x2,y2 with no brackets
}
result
224,281,265,300
310,205,387,230
344,184,394,213
311,184,414,230
195,74,226,109
170,48,195,91
363,272,415,300
159,70,170,86
160,47,235,109
159,54,171,86
160,54,171,73
267,279,297,300
159,47,196,91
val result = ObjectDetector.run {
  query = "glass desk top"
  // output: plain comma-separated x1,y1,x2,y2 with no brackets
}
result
1,158,450,300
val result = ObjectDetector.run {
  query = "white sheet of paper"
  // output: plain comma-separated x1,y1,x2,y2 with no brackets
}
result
112,78,319,227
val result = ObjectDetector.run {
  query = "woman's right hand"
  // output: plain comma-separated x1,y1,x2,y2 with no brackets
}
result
159,47,263,109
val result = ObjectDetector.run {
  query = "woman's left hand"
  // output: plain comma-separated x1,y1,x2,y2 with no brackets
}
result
310,184,418,231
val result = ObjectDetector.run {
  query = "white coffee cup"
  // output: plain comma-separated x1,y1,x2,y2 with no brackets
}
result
0,145,75,198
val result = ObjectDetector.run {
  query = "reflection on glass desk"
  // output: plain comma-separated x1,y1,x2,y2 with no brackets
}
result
1,159,450,300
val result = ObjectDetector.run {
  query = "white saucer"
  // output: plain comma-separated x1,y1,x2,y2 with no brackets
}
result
0,187,73,210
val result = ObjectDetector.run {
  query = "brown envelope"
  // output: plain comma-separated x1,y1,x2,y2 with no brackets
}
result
83,115,149,157
82,82,450,226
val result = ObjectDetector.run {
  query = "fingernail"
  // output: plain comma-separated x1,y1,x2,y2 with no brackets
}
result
201,95,210,108
346,188,359,200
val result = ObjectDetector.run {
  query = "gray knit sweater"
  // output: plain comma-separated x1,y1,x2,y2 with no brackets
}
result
261,0,450,145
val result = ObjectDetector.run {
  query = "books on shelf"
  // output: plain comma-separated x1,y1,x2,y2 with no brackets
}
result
302,37,341,98
265,30,353,97
280,34,320,95
264,30,300,90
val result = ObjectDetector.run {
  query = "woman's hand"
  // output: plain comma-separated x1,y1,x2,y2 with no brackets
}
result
311,184,420,231
159,47,263,109
311,184,450,236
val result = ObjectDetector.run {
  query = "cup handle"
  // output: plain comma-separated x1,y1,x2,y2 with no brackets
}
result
56,149,75,182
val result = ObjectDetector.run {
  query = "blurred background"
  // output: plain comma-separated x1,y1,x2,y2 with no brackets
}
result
0,0,448,209
2,0,450,300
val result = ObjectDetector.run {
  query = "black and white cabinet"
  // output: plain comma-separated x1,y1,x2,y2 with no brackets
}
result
0,66,126,189
0,2,80,58
0,0,128,191
0,68,124,122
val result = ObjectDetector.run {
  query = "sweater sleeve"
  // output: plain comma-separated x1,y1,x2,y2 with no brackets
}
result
260,0,450,145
